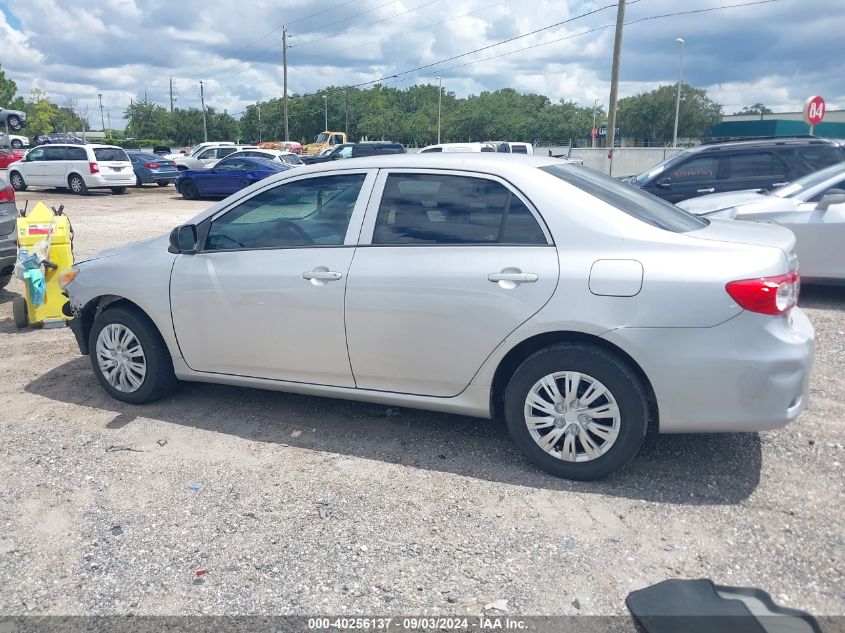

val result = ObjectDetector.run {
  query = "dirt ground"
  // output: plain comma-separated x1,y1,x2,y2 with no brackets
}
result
0,179,843,618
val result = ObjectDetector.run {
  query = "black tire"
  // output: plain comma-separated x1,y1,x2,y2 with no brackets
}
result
9,171,26,191
11,139,23,149
135,175,143,188
180,179,198,200
0,272,11,290
7,115,22,131
12,296,28,329
503,344,649,480
111,186,127,195
68,174,88,195
156,181,168,187
88,305,177,404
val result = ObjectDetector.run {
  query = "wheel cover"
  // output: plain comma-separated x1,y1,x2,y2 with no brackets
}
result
11,174,22,188
70,177,83,193
95,324,147,393
523,371,621,463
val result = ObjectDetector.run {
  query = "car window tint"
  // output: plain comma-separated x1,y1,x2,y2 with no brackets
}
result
43,146,67,161
331,135,344,144
796,146,845,171
217,147,237,158
540,164,708,233
206,174,366,250
730,152,787,178
198,149,216,159
94,148,128,162
66,147,87,160
338,146,355,158
26,148,45,161
670,156,718,182
373,174,547,245
216,159,246,170
511,145,528,154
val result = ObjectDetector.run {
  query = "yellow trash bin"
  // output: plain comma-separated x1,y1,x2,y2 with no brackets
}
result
12,202,74,329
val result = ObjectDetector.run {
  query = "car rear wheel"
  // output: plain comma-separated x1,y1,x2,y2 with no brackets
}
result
111,187,127,195
503,344,649,480
89,305,177,404
9,172,26,191
0,271,11,290
7,115,22,131
180,180,198,200
156,181,168,187
68,174,88,195
11,139,22,149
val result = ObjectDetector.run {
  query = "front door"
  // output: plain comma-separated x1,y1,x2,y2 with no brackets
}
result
345,170,559,397
21,146,48,185
170,171,375,386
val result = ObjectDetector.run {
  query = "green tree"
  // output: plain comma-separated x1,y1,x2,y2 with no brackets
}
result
618,84,722,143
735,103,773,116
0,69,17,106
24,89,58,136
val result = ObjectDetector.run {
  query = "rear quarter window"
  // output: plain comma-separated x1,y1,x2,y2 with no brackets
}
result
793,145,845,171
540,164,708,233
94,148,129,162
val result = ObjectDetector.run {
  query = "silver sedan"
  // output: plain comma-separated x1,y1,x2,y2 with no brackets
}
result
679,162,845,281
64,154,814,480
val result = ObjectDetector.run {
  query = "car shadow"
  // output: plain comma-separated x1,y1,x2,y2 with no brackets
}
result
25,357,762,505
0,286,20,305
799,282,845,309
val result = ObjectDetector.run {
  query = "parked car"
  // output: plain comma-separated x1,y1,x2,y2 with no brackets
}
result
0,107,27,131
0,148,24,168
126,151,179,187
33,132,86,145
152,146,172,156
419,142,498,153
679,162,845,281
204,149,303,169
625,136,845,204
175,156,290,199
63,154,813,480
172,144,257,171
8,135,29,149
9,144,135,195
0,175,17,289
258,141,303,154
301,142,405,164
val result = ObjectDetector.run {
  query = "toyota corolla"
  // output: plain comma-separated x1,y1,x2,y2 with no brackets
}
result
63,154,814,480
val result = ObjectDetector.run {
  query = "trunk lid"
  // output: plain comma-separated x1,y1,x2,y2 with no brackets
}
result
686,217,797,269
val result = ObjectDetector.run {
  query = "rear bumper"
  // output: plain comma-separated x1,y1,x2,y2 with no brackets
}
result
603,308,815,433
139,172,178,184
84,174,136,188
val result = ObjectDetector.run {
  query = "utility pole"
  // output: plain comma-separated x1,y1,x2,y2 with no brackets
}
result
98,93,105,132
672,37,685,148
106,109,111,136
436,77,442,144
169,77,175,113
345,88,349,136
258,103,262,142
283,28,289,141
606,0,625,161
323,95,328,132
199,80,208,142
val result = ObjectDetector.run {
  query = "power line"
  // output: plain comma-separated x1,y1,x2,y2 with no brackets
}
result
288,0,399,40
290,0,443,49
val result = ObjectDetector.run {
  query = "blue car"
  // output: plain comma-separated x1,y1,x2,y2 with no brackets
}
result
127,151,179,187
176,156,290,199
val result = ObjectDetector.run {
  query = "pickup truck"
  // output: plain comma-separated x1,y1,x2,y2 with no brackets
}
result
302,131,347,156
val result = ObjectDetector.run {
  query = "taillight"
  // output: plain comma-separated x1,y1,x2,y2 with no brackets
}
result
89,162,99,174
0,186,14,204
144,162,161,168
726,271,800,315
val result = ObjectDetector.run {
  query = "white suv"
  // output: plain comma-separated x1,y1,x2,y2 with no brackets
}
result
9,144,135,195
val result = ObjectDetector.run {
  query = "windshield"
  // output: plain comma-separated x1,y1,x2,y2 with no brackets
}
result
280,154,302,164
541,164,708,233
770,163,845,199
634,151,689,184
315,132,329,143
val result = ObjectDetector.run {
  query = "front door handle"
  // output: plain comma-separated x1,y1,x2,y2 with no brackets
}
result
302,269,342,282
697,188,715,194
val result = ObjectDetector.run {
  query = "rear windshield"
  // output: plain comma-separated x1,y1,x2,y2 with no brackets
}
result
540,164,708,233
94,148,129,162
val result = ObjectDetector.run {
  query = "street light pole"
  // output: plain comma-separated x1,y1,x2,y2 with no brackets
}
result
672,37,685,148
592,98,599,148
436,76,442,144
323,95,328,132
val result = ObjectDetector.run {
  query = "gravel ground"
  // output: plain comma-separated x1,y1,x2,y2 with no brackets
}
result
0,181,843,619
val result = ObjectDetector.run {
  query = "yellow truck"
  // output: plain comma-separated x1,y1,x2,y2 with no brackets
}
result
302,131,347,156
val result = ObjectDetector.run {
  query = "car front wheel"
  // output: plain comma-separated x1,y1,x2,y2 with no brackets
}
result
89,305,177,404
7,115,22,130
179,180,198,199
504,344,649,480
11,139,22,149
9,171,26,191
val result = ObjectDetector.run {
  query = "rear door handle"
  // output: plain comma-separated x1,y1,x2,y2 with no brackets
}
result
697,188,715,194
488,272,538,283
302,270,342,281
772,182,789,187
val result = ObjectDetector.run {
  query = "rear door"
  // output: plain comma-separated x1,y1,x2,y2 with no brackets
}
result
723,150,789,193
344,169,559,397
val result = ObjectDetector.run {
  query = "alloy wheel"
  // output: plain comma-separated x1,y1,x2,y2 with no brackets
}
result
95,323,147,393
523,371,621,462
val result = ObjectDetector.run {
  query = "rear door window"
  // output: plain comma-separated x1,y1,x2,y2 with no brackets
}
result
729,152,787,178
794,145,845,171
94,148,129,162
372,173,548,245
66,147,87,161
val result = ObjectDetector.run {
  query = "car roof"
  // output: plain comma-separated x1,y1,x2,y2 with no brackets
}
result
292,152,566,175
690,136,841,153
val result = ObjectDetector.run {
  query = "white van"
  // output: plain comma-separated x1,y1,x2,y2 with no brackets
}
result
9,144,135,195
508,142,534,155
418,142,497,153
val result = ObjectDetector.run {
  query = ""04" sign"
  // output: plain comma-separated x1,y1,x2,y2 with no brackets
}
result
803,96,826,126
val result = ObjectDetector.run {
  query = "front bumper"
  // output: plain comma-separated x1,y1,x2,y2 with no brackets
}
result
603,308,815,433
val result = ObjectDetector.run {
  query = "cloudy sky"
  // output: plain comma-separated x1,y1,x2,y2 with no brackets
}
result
0,0,842,128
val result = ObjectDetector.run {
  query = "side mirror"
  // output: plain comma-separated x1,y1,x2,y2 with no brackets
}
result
656,177,672,190
817,193,845,211
169,224,198,254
